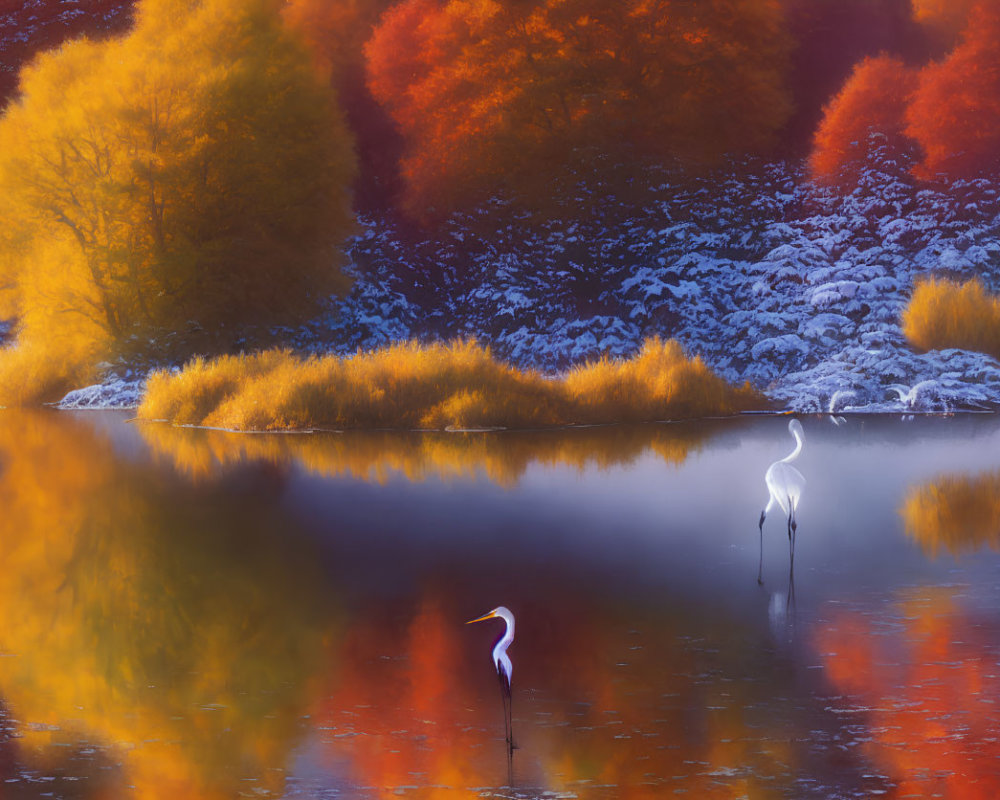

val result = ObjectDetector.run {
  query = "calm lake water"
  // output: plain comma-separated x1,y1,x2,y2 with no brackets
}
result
0,409,999,798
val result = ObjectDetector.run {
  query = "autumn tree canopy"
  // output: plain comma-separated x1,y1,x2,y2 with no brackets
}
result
782,0,932,146
282,0,393,80
809,55,918,184
811,0,1000,185
0,0,356,379
366,0,793,216
905,1,1000,179
0,0,135,110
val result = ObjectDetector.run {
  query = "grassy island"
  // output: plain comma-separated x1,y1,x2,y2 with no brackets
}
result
138,338,764,432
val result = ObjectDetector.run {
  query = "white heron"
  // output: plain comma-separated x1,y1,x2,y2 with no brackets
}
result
887,380,943,412
758,419,806,581
466,606,515,754
828,389,855,425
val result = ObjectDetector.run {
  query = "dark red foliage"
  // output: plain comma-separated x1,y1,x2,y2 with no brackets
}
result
781,0,936,151
281,0,402,209
906,1,1000,179
810,55,918,185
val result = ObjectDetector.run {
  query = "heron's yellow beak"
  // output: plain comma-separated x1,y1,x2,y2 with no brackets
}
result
465,611,496,624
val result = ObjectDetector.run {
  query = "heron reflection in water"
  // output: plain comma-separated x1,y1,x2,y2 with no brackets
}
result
466,606,516,756
758,418,806,583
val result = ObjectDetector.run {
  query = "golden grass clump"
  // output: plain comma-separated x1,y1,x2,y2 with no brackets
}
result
902,277,1000,358
137,338,765,432
140,350,295,425
0,336,97,406
564,338,760,424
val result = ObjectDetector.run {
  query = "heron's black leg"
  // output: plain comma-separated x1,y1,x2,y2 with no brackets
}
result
497,673,508,749
497,671,514,756
505,693,513,755
788,558,796,608
791,511,797,558
509,688,516,753
757,524,764,585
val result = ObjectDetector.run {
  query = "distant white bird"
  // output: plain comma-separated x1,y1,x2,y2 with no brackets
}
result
828,390,855,425
887,380,939,411
759,419,806,580
467,606,515,754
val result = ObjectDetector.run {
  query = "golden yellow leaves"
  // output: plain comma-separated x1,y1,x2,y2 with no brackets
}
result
137,337,764,431
0,0,357,401
902,278,1000,359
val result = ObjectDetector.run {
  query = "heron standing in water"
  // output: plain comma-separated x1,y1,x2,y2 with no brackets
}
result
466,606,515,755
758,418,806,581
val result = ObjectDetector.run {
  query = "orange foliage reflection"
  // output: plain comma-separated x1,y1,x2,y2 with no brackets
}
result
901,469,1000,557
137,419,727,487
817,589,1000,798
310,587,798,798
0,410,338,797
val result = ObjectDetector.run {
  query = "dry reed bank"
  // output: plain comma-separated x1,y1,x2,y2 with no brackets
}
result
137,338,765,431
902,278,1000,358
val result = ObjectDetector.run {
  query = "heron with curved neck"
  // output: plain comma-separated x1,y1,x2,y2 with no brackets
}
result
758,418,806,582
466,606,515,755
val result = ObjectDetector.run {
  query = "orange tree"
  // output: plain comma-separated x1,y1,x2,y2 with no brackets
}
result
366,0,793,217
905,1,1000,179
911,0,977,50
781,0,931,146
809,55,918,185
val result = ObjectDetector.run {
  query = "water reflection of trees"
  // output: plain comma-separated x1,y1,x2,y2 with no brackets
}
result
309,586,837,798
901,471,1000,556
137,421,731,486
0,410,339,798
816,588,1000,798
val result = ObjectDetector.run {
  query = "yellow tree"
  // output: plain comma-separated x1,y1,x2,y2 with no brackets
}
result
0,0,356,384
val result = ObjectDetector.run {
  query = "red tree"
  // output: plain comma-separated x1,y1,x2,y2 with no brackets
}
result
905,2,1000,179
782,0,933,149
366,0,793,217
911,0,977,51
810,55,918,185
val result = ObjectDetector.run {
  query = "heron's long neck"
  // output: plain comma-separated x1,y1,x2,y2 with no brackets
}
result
493,615,514,658
781,430,803,463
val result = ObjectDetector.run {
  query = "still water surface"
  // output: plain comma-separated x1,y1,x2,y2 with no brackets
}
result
0,410,999,798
